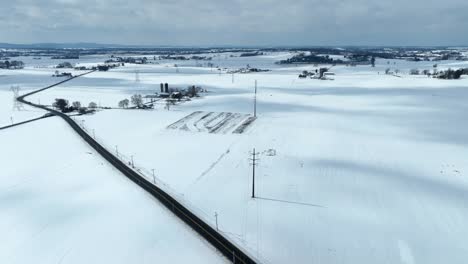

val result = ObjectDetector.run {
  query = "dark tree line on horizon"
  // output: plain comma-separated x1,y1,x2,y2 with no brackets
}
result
0,60,24,69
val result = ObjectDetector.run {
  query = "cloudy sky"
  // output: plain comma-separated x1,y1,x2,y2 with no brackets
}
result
1,0,467,46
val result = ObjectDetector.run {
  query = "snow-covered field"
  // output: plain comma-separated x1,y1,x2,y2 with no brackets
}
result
2,52,468,263
0,68,55,126
0,117,226,264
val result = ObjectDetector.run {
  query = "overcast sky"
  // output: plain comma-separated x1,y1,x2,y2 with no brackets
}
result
1,0,467,46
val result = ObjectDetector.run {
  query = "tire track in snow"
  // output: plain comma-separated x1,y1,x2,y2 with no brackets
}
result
166,111,203,130
209,113,235,133
193,112,214,132
168,111,255,134
185,148,231,193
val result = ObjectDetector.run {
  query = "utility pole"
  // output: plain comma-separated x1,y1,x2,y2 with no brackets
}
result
10,116,13,125
152,169,156,184
254,80,257,118
214,212,218,231
11,85,24,111
131,155,135,168
135,70,140,83
249,148,260,198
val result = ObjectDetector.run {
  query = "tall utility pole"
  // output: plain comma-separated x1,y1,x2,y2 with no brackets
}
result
131,155,135,168
214,212,218,231
254,80,257,118
135,70,140,83
11,85,24,111
249,148,260,198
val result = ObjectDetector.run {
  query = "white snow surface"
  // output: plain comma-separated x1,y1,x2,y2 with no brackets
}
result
0,118,227,264
2,53,468,264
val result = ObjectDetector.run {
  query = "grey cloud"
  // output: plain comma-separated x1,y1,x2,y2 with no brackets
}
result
0,0,467,45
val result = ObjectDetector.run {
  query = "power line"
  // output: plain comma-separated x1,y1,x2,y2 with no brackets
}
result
135,70,140,83
249,148,260,198
254,80,257,118
11,85,24,111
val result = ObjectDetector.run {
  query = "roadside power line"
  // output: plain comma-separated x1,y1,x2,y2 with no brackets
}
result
16,70,259,264
249,148,260,199
253,80,258,118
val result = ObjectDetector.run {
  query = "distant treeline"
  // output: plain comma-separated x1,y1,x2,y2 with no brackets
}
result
277,53,375,65
159,55,212,61
278,48,467,65
0,47,466,63
278,54,344,64
437,68,468,79
0,60,24,69
51,55,79,59
240,51,264,57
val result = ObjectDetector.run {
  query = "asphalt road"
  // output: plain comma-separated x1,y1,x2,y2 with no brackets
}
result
0,114,54,130
16,70,258,264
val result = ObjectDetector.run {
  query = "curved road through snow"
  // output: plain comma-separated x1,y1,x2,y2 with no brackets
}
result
17,70,258,264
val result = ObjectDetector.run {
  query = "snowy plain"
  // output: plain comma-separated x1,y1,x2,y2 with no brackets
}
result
0,117,227,264
2,52,468,264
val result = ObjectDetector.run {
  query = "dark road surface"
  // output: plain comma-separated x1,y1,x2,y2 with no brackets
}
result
17,70,258,264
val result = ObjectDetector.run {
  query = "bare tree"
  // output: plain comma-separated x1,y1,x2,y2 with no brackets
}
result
88,102,98,109
410,69,420,75
72,101,81,109
53,98,69,111
131,94,143,107
57,62,73,68
118,99,130,108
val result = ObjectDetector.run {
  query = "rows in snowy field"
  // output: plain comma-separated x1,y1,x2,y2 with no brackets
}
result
167,111,255,134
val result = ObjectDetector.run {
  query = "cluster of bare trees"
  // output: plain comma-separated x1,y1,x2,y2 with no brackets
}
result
0,60,24,69
385,68,400,75
437,68,468,79
56,62,73,68
409,67,467,79
118,94,144,108
52,99,97,114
